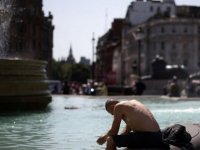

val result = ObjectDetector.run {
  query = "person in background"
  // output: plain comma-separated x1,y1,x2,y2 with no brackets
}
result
100,82,108,95
168,76,180,97
133,78,146,95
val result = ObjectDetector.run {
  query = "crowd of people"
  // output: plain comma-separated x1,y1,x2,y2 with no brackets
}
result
50,75,200,97
50,78,148,96
50,77,148,96
60,80,108,96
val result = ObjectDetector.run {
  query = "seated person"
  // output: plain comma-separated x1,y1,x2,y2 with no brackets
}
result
96,99,169,150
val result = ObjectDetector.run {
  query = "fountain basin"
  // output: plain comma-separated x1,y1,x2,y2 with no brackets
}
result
0,59,52,111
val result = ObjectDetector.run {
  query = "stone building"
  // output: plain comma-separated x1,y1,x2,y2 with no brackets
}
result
125,0,176,25
137,18,200,75
122,0,200,85
123,2,200,80
96,19,124,85
96,0,200,86
79,57,90,65
122,0,177,83
8,0,54,78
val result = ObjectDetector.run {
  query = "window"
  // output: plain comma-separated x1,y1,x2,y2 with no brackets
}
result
150,6,154,12
161,42,165,50
183,59,188,66
161,27,165,33
183,52,189,66
184,27,188,33
157,7,161,14
167,6,171,14
172,28,176,33
153,42,156,51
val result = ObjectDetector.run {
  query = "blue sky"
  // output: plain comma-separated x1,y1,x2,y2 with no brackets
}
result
43,0,199,62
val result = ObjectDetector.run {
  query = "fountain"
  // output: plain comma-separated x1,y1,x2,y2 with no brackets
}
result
0,0,13,57
0,0,51,111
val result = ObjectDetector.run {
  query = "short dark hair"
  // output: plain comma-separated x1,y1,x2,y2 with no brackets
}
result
105,99,119,111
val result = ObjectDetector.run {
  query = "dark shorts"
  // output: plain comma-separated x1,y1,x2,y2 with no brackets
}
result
112,131,169,149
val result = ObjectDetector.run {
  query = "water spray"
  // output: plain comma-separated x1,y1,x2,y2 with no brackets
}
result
0,0,15,58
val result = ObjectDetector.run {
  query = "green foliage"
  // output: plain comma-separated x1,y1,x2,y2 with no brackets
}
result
51,60,66,80
52,59,91,83
70,63,91,83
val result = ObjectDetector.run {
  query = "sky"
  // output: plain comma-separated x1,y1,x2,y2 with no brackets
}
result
43,0,200,62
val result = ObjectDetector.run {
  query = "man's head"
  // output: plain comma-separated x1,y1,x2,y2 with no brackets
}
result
105,99,119,115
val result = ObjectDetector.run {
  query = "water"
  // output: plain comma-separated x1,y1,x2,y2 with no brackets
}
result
0,0,15,57
0,95,200,150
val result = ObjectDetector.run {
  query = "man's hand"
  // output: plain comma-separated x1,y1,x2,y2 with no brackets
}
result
96,135,107,145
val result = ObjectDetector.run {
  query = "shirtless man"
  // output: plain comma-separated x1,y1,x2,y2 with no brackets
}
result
96,99,168,150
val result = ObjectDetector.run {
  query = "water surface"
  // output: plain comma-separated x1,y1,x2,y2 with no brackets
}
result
0,95,200,150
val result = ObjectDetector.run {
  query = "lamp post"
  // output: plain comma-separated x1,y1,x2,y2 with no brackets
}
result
91,33,95,81
132,27,144,78
138,39,141,77
92,33,95,64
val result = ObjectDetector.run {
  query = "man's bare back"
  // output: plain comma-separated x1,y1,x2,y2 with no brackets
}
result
97,99,164,150
117,100,160,132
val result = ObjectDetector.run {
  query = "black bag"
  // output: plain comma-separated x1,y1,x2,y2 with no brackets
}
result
162,124,193,149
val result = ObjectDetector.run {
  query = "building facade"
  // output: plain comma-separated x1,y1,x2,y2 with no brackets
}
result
125,0,176,25
142,18,200,74
124,4,200,77
80,57,90,65
123,0,200,85
8,0,54,77
96,0,200,86
96,19,124,85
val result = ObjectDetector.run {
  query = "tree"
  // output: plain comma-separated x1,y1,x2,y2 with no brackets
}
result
51,59,91,83
68,64,91,83
51,59,66,80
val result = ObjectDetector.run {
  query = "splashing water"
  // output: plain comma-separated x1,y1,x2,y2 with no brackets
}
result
0,0,15,58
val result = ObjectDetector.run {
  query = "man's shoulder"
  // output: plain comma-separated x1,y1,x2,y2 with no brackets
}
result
115,103,124,109
117,101,129,106
116,101,133,109
114,102,128,112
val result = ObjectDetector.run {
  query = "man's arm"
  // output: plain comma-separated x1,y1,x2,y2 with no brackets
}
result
97,105,123,145
107,105,123,135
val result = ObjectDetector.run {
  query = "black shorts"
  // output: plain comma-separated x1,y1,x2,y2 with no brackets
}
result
112,131,169,149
